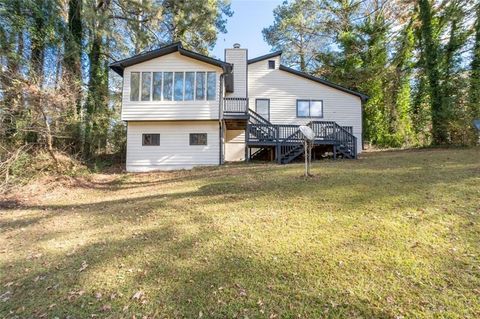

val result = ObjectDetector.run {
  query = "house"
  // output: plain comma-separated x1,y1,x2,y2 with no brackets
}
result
110,42,367,172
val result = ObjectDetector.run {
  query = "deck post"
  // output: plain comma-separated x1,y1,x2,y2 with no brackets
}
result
245,126,249,162
276,126,281,164
333,145,337,160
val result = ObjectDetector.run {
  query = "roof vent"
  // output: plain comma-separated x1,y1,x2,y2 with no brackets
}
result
233,43,241,49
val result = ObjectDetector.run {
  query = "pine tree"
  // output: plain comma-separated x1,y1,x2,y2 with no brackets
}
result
262,0,322,71
358,1,389,146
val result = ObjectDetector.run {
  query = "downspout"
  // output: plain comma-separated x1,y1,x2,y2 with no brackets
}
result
218,69,228,165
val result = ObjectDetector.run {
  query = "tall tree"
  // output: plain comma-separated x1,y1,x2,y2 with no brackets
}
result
358,0,389,146
470,3,480,123
389,18,415,146
262,0,323,71
84,0,110,157
418,0,448,144
159,0,233,55
64,0,83,116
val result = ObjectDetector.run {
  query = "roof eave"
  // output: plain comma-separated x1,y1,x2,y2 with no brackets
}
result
247,51,282,64
109,42,231,77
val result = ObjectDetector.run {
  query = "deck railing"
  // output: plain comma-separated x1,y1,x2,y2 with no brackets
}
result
223,97,248,114
247,112,357,160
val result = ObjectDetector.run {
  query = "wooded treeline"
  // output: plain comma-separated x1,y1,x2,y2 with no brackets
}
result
0,0,479,173
0,0,232,167
264,0,480,147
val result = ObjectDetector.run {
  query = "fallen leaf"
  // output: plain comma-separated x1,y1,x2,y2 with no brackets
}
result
100,304,111,312
132,290,144,300
78,261,88,272
0,291,12,302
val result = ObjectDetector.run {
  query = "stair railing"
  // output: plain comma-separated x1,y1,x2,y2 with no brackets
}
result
247,109,277,143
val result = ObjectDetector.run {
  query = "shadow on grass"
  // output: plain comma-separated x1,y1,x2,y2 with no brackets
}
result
1,148,479,317
1,213,401,318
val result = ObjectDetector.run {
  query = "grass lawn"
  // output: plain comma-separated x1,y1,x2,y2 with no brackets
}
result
1,148,479,318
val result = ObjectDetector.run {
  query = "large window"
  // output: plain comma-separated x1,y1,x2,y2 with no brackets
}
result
296,100,323,118
174,72,184,101
196,72,205,100
142,134,160,146
184,72,195,101
163,72,173,101
141,72,151,101
189,133,207,146
152,72,162,101
255,99,270,120
130,72,140,101
207,72,216,100
129,70,216,102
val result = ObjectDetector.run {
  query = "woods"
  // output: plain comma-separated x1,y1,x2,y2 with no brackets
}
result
264,0,480,147
0,0,479,181
0,0,232,178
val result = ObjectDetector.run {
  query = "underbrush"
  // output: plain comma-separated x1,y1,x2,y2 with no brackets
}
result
0,148,122,195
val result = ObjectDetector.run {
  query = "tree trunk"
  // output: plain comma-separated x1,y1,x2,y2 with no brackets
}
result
418,0,448,144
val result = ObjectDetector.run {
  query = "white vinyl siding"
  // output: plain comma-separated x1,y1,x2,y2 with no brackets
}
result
225,130,245,162
248,56,363,152
126,121,219,171
122,52,221,120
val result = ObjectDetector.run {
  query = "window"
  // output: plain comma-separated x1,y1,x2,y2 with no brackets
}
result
184,72,195,101
174,72,184,101
130,71,215,102
189,133,207,146
163,72,173,101
255,99,270,120
142,133,160,146
207,72,216,100
141,72,151,101
195,72,205,100
130,72,140,101
268,60,275,69
152,72,162,101
296,100,323,118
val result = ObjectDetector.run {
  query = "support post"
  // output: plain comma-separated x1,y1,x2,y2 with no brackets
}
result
244,125,248,162
333,145,337,160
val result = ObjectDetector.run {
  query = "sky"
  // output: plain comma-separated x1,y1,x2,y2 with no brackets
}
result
211,0,283,60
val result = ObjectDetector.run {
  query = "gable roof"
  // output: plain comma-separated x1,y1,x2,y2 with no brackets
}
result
278,65,369,101
109,42,232,76
247,51,282,64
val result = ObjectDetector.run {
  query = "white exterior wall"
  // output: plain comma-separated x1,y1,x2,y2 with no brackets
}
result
248,57,363,152
126,121,219,172
225,48,248,98
225,130,245,162
122,52,222,121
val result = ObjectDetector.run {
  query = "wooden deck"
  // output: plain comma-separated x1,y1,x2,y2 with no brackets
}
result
222,98,357,163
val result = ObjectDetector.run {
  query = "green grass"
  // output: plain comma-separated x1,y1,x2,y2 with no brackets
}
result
1,148,479,318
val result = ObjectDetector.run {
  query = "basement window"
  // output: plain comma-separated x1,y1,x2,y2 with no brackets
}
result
142,134,160,146
189,133,207,146
268,60,275,69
